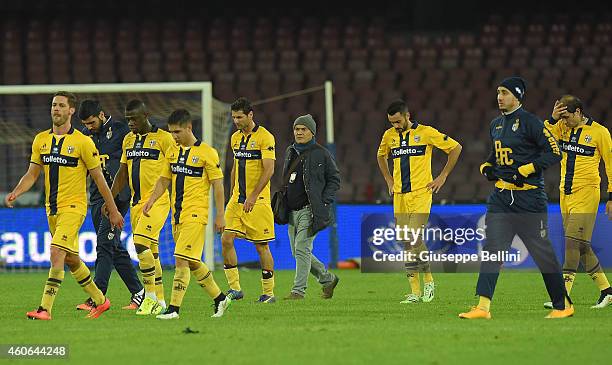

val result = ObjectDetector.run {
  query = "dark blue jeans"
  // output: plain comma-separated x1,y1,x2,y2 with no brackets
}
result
90,199,142,295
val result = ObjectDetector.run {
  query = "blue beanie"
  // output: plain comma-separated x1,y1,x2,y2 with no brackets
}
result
499,76,527,101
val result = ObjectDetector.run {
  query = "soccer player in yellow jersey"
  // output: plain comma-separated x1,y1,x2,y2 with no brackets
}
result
377,100,462,304
543,95,612,309
105,100,175,315
222,97,277,303
5,91,124,320
142,109,232,318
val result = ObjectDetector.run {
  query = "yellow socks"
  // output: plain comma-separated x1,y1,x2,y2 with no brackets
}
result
40,267,64,312
478,296,491,312
408,272,421,297
423,272,434,284
137,249,156,297
587,264,611,291
193,263,221,299
261,270,274,297
563,271,576,295
71,261,104,305
170,266,190,307
154,255,165,303
224,264,241,291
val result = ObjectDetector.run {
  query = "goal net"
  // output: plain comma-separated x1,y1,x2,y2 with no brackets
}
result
0,82,231,271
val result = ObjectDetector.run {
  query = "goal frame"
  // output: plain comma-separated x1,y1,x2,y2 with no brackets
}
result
0,82,217,269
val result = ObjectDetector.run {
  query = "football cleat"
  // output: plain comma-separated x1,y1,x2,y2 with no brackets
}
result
459,306,492,319
591,292,612,309
255,295,276,303
26,307,51,320
400,293,420,304
76,298,94,311
227,289,244,300
212,296,232,318
156,311,180,320
543,301,553,309
545,305,574,318
422,282,435,303
87,298,111,319
136,297,162,316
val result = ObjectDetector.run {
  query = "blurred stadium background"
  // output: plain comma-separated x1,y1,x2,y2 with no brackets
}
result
0,0,610,205
0,0,611,271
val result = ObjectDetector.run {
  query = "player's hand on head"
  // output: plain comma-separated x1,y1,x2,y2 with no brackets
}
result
552,100,567,121
215,215,226,234
4,192,17,208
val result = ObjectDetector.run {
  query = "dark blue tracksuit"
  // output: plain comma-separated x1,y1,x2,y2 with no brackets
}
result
83,116,142,295
476,107,570,310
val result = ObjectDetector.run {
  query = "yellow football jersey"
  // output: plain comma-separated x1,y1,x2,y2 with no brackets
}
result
377,122,459,193
120,125,175,206
30,126,100,216
161,141,224,224
229,124,275,204
545,118,612,194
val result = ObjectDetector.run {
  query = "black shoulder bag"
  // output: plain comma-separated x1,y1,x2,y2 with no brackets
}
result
272,148,312,225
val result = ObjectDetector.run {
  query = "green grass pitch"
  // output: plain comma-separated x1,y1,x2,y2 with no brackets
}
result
1,270,611,364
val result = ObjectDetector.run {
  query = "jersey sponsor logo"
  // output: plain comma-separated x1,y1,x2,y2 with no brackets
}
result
542,128,560,155
494,140,514,166
126,148,161,160
171,163,204,177
559,141,596,157
233,149,263,160
390,145,426,158
41,154,79,167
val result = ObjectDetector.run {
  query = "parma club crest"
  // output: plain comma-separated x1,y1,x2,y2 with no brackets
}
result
192,156,199,164
414,135,421,143
67,146,74,154
584,135,592,143
106,127,113,140
149,140,156,147
512,119,520,132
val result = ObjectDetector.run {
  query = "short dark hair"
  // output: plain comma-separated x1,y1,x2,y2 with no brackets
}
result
231,97,253,114
167,109,192,126
387,100,409,115
53,91,77,108
78,99,102,120
559,94,584,114
125,99,146,112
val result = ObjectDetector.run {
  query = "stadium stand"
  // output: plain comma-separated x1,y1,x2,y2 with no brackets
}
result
1,9,610,204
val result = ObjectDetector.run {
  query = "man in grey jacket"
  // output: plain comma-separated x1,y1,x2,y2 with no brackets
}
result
282,114,341,300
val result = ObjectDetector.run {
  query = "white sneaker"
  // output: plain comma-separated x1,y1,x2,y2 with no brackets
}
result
422,282,435,303
543,301,553,309
156,311,180,320
211,296,232,318
591,293,612,309
400,293,420,304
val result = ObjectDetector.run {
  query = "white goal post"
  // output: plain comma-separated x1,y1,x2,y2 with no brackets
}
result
0,82,224,270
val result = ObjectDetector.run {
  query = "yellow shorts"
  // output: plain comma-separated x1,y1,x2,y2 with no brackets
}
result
560,186,599,243
224,200,275,244
48,212,85,255
131,199,170,251
172,222,206,263
394,189,432,232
